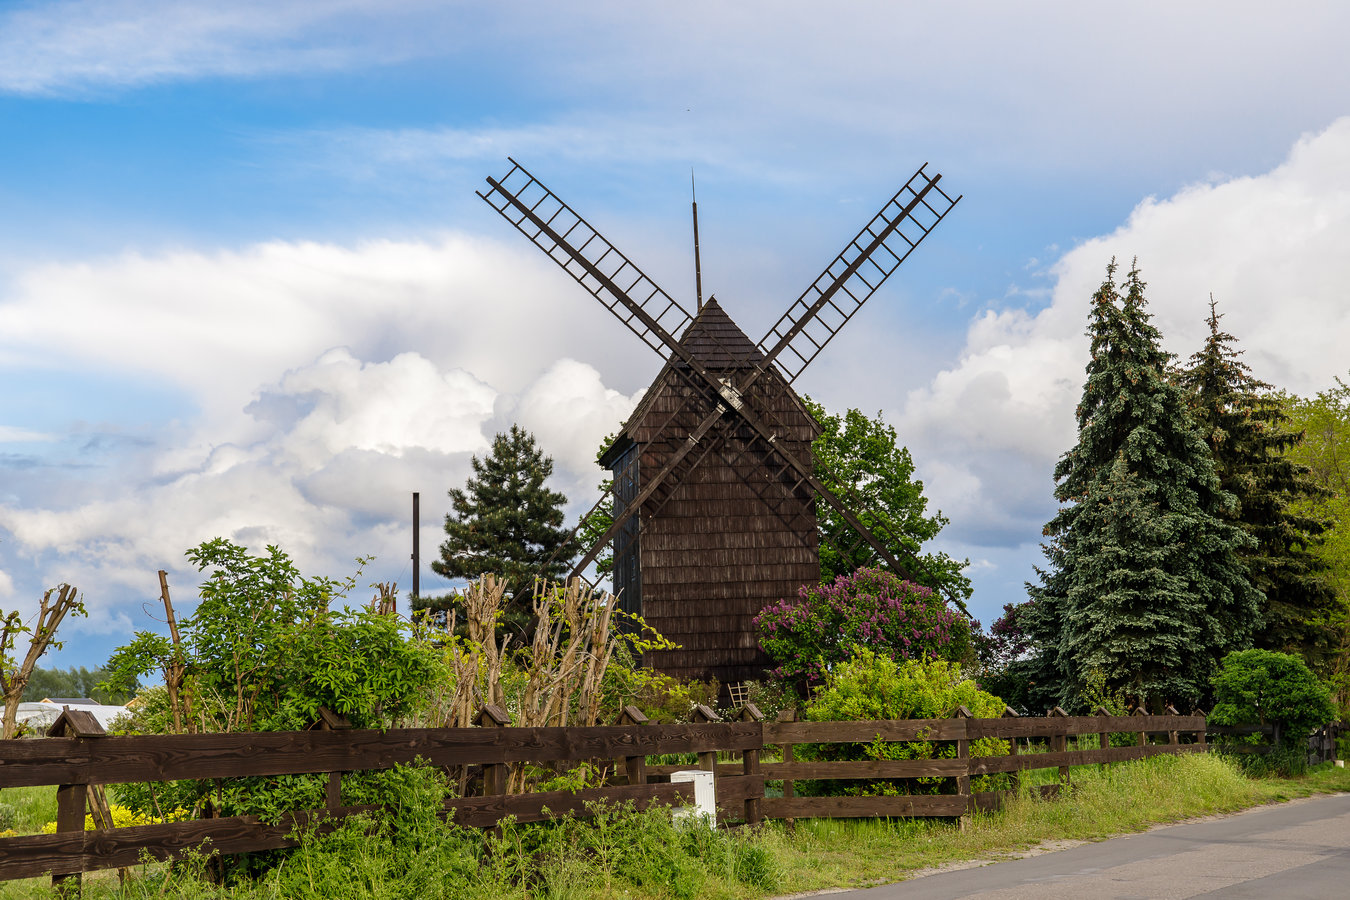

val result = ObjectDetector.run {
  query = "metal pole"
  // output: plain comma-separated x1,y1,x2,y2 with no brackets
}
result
692,169,703,312
411,491,420,599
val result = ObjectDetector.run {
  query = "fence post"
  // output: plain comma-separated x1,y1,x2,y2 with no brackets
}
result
1049,706,1070,788
1132,706,1150,749
1001,706,1020,797
777,707,798,832
614,705,648,786
954,706,973,828
48,708,106,896
1192,708,1208,751
739,703,764,826
1164,705,1180,747
691,704,720,784
475,704,512,796
310,707,353,812
1093,706,1111,771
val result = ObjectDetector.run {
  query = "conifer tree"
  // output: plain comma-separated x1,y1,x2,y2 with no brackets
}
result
429,425,579,631
1179,298,1337,666
1024,261,1261,710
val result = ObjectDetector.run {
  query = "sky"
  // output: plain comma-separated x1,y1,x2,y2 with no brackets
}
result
3,0,1350,670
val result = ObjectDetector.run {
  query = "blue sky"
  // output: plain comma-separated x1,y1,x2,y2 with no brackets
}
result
3,0,1350,670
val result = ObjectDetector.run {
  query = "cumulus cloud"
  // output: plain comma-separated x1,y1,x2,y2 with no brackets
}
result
904,118,1350,556
0,233,655,419
0,345,638,623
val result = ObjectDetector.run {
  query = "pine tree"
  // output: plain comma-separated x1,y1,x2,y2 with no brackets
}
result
1024,261,1261,710
1179,298,1337,667
428,425,579,631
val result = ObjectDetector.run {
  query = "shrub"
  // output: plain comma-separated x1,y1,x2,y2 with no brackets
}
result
797,648,1009,795
756,567,971,690
1210,649,1337,748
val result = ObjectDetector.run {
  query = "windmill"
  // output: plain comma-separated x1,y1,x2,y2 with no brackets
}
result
479,160,961,691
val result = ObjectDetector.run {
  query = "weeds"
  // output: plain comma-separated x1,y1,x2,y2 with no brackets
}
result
2,753,1349,899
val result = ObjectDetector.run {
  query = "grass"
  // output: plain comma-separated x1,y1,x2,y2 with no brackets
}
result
1,754,1348,898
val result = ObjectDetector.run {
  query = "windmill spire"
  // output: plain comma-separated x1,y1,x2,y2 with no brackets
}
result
691,169,704,312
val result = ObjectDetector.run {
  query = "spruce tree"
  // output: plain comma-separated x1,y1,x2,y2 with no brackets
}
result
1024,261,1261,710
428,425,579,631
1179,298,1337,667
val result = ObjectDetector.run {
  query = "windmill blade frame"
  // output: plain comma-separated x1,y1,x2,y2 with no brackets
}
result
477,160,965,611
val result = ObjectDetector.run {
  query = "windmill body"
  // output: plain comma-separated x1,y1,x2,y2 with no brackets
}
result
600,298,820,685
478,158,963,693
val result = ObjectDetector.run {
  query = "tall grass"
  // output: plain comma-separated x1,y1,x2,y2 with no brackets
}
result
2,753,1348,899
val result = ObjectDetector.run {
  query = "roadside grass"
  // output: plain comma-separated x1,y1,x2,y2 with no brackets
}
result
0,785,58,835
1,754,1348,899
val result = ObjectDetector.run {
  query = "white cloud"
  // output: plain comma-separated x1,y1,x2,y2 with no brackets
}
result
0,233,655,422
0,345,637,621
0,569,13,598
902,118,1350,552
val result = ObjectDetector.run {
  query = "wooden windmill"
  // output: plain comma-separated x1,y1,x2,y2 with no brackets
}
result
479,160,961,690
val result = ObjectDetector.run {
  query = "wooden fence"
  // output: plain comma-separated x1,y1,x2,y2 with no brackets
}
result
0,705,1208,887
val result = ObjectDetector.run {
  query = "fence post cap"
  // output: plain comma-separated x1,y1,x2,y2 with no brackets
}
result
738,702,764,723
1048,706,1069,717
1192,707,1208,718
308,707,353,731
1092,706,1112,717
690,704,719,723
1131,707,1150,717
47,706,106,738
1163,704,1180,716
1000,705,1020,718
474,704,512,727
953,705,973,719
776,707,799,723
614,705,649,726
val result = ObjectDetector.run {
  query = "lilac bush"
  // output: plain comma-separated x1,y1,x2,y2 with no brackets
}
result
754,567,971,690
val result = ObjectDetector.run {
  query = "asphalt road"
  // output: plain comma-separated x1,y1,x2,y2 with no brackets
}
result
819,792,1350,899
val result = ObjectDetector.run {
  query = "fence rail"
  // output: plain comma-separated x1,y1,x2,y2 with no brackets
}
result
0,709,1221,886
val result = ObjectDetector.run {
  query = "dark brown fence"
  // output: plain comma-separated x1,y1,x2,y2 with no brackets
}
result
0,707,1208,887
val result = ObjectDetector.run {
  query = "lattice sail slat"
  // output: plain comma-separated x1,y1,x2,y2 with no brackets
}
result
759,164,960,383
479,159,694,359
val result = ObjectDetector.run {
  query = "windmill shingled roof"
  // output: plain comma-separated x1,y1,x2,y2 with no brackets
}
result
673,297,765,369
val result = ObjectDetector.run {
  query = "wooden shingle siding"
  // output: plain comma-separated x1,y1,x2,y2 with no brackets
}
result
605,299,821,689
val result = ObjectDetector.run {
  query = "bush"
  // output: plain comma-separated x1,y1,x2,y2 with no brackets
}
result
756,567,971,690
0,802,15,832
1210,649,1336,748
797,648,1009,795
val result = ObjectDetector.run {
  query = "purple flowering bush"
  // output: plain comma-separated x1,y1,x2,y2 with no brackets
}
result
754,567,972,690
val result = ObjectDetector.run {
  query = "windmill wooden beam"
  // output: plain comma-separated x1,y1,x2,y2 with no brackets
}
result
479,160,962,687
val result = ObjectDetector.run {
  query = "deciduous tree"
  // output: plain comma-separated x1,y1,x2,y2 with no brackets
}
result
807,399,971,601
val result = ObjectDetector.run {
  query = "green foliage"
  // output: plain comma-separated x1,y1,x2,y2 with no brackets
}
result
798,649,1009,796
1280,375,1350,713
757,567,972,690
425,425,580,634
104,539,442,835
1024,261,1261,711
598,644,719,724
1210,649,1336,747
268,782,780,900
1179,299,1339,669
19,664,138,705
806,399,972,602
